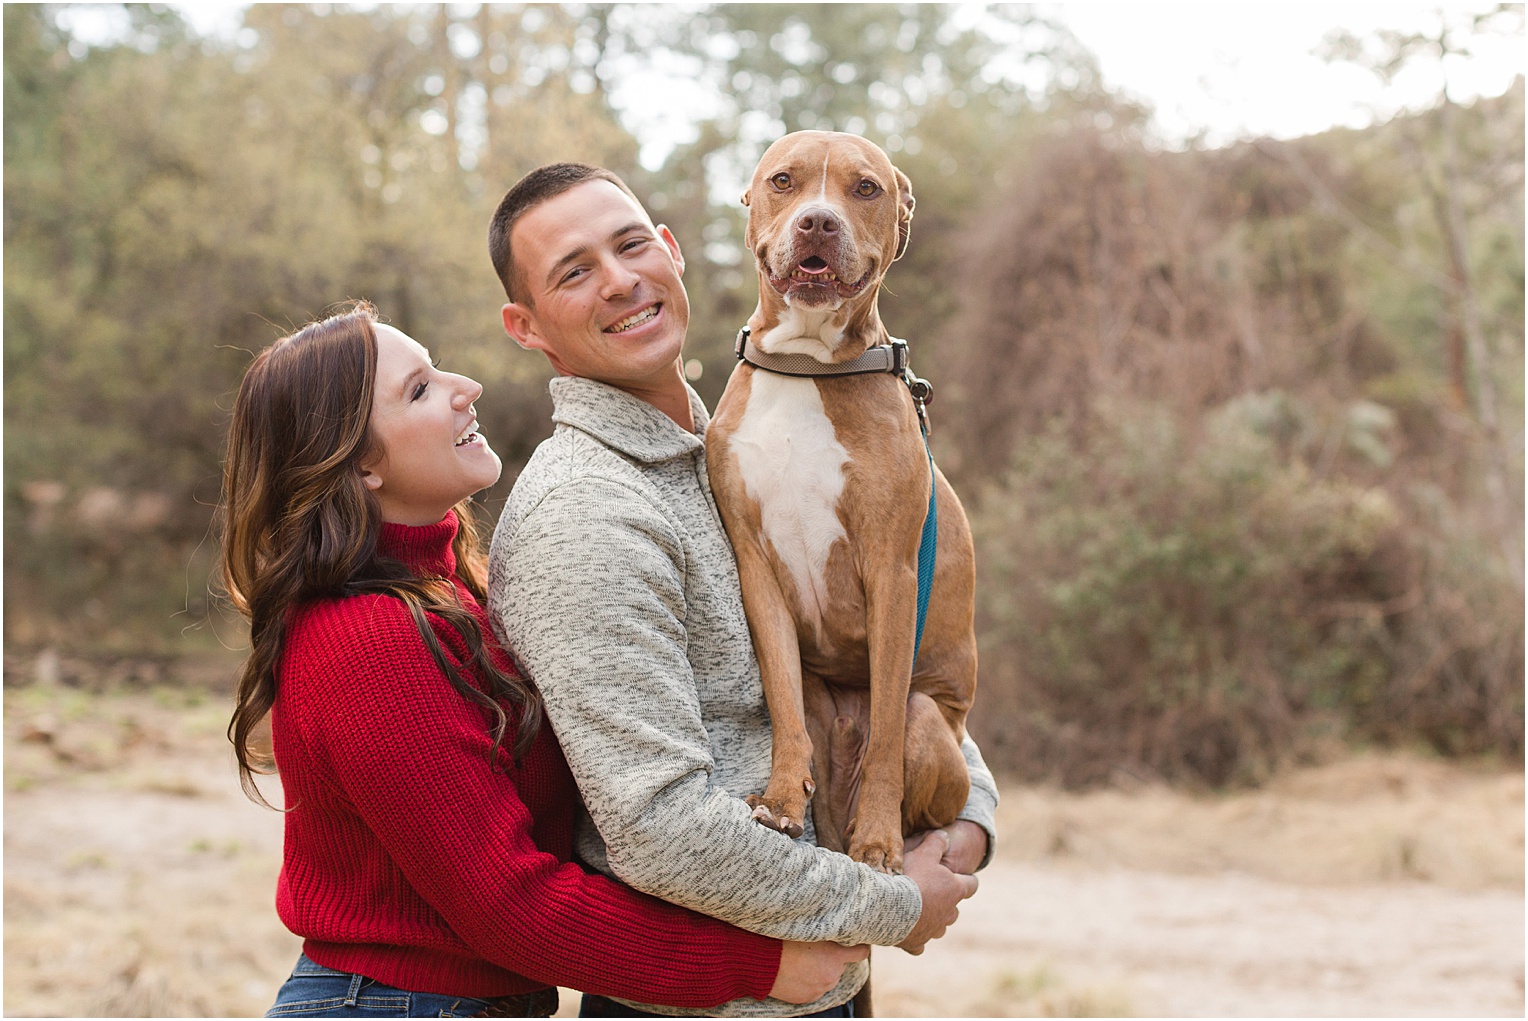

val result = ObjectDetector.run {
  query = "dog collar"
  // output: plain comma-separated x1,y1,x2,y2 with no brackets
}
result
734,324,935,427
733,325,909,378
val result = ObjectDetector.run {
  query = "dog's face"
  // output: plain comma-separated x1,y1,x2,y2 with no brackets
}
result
742,130,915,314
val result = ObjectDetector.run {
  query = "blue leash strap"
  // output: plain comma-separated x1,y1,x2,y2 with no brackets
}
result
913,422,937,662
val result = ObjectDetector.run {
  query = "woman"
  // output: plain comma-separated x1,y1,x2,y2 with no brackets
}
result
220,303,865,1017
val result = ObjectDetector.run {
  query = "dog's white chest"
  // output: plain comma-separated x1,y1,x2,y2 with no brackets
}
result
729,372,849,631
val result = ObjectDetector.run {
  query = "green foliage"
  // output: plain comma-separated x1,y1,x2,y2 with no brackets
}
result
3,4,633,647
972,394,1522,786
972,399,1403,785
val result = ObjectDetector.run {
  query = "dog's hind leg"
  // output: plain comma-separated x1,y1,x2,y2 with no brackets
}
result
803,670,844,852
810,682,870,853
901,691,970,834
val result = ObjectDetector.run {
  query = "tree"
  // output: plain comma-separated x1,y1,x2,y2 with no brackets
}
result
1321,5,1525,588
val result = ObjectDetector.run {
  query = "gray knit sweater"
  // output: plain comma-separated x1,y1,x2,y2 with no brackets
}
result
487,376,998,1016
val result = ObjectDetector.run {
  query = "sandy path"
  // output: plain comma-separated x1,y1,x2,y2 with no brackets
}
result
4,686,1523,1017
871,862,1523,1016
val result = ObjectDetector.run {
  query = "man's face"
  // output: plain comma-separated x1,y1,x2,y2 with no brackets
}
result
501,181,689,391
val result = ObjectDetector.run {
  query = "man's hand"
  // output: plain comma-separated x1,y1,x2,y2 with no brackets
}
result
768,941,869,1004
896,829,979,955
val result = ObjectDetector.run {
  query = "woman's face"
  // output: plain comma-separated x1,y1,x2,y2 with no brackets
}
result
360,324,502,525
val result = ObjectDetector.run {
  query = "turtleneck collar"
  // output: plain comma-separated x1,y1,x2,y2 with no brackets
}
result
378,510,460,579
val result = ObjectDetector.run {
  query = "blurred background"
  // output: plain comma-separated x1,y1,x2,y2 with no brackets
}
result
4,3,1524,1016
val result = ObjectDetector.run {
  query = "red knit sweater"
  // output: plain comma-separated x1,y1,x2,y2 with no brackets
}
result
270,512,781,1003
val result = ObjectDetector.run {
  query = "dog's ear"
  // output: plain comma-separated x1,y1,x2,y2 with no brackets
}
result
740,188,756,250
893,166,915,262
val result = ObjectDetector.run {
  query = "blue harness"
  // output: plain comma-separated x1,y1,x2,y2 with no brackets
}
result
733,327,939,661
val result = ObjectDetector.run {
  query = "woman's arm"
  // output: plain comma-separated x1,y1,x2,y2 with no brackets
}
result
282,595,779,1009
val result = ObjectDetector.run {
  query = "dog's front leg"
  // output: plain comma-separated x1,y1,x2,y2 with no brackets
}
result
848,561,918,873
732,535,817,838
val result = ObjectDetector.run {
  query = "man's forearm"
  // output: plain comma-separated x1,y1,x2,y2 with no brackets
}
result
596,770,920,945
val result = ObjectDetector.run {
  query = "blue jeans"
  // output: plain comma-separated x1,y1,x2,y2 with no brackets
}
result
578,994,852,1018
266,954,556,1017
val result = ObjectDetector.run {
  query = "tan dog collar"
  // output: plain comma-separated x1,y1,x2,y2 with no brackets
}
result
734,325,935,429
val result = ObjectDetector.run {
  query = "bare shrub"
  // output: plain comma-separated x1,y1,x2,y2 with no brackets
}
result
970,401,1411,786
947,124,1523,784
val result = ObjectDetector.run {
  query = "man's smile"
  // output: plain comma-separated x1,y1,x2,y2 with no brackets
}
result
604,302,663,334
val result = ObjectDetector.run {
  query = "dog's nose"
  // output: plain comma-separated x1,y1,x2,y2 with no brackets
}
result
795,205,841,237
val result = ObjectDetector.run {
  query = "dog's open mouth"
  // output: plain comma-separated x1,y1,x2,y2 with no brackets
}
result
770,258,872,298
790,256,834,281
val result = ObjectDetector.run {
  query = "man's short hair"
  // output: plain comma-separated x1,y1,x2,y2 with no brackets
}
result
488,163,641,306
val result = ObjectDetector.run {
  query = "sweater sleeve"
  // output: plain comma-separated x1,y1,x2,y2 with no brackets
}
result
490,476,922,947
957,734,1000,871
284,596,780,1008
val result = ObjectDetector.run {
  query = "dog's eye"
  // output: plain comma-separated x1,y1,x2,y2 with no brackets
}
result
771,172,791,191
855,179,881,198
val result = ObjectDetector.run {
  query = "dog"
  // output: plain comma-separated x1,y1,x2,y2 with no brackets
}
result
706,130,977,876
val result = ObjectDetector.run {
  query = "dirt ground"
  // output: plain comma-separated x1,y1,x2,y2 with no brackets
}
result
4,682,1523,1018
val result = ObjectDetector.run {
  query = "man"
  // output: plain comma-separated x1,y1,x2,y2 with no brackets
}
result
485,163,997,1018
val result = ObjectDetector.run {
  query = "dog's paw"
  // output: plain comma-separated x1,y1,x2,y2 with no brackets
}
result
745,783,813,840
746,796,805,839
848,836,904,875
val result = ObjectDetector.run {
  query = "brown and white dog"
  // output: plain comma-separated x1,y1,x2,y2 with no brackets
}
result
706,131,977,874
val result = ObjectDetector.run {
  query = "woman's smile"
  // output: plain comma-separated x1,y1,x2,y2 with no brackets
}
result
362,323,502,525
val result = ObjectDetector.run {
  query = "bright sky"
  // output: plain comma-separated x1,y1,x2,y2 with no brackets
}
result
72,2,1527,154
1059,2,1524,146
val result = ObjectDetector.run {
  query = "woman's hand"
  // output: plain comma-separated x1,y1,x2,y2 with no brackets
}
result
767,940,870,1003
903,819,989,875
897,829,979,955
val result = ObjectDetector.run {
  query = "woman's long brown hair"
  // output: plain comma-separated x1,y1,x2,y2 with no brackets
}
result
219,302,540,806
